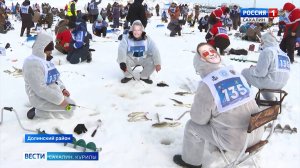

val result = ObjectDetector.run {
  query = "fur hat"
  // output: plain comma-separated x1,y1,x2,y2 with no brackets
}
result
44,41,54,52
129,20,145,32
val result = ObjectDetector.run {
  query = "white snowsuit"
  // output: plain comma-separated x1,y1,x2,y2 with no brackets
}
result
242,33,290,100
117,20,161,79
181,54,264,166
23,32,75,119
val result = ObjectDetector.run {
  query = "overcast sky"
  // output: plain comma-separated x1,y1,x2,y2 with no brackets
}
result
178,0,300,8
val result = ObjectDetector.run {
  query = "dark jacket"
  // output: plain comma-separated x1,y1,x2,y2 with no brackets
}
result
67,22,92,64
20,0,34,27
126,0,147,28
88,0,101,15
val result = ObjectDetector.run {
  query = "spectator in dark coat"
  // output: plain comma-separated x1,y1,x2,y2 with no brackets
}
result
112,2,120,28
230,5,240,30
126,0,147,28
20,0,34,37
87,0,101,23
155,4,159,16
100,8,107,20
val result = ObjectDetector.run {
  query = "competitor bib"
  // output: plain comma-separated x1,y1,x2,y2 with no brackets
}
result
169,7,176,13
202,66,253,113
89,2,95,10
21,6,29,14
95,22,103,29
75,31,84,42
25,55,60,85
274,49,290,72
217,27,227,36
127,39,147,58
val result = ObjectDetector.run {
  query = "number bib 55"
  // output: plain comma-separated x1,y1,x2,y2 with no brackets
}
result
202,66,253,113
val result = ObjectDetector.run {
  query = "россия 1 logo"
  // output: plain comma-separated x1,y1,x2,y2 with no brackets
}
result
240,8,278,23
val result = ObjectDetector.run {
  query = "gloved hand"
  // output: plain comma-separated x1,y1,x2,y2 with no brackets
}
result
120,62,127,72
46,55,53,61
5,43,10,49
74,124,88,134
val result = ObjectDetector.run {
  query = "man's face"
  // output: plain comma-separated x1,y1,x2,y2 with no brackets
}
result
132,25,143,39
198,45,221,64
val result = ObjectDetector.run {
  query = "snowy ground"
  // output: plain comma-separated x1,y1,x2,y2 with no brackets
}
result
1,1,300,168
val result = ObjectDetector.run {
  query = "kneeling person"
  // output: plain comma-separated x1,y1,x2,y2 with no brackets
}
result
23,32,75,119
92,17,108,37
117,20,161,84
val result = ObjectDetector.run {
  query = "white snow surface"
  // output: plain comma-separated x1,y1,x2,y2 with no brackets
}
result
0,0,300,168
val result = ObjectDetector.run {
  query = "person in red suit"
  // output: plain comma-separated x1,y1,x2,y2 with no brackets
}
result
208,6,230,26
205,18,230,55
279,2,300,64
55,26,73,54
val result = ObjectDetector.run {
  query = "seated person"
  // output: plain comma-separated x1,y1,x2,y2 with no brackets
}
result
161,10,168,23
117,20,161,84
22,32,75,119
198,15,208,32
92,17,108,37
239,22,250,34
173,43,263,167
242,32,290,100
243,23,262,42
55,25,72,54
67,20,92,64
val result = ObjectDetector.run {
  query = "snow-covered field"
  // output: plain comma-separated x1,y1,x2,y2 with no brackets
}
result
1,0,300,168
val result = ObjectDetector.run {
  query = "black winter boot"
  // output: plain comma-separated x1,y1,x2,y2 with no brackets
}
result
121,77,132,83
140,78,153,84
173,155,202,168
87,52,92,63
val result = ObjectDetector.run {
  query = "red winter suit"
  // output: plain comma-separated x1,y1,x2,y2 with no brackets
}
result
208,7,229,25
279,2,300,63
55,29,72,54
206,21,230,55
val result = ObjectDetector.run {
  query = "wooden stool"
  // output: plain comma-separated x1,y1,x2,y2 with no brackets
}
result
255,89,288,113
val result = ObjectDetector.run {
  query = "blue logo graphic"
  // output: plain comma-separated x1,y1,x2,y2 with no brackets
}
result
240,8,268,17
24,153,46,160
25,134,73,143
215,77,250,108
47,152,98,161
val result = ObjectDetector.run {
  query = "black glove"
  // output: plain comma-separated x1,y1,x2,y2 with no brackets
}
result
74,124,88,134
5,43,10,49
120,62,127,72
46,55,53,61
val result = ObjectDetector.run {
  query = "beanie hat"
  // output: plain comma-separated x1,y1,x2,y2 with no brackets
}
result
129,20,145,32
283,3,295,12
44,41,54,52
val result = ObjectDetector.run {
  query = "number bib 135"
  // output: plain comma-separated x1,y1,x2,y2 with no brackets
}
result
274,49,290,72
202,66,253,113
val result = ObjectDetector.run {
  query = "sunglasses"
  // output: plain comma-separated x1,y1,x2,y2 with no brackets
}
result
201,48,217,57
